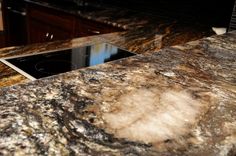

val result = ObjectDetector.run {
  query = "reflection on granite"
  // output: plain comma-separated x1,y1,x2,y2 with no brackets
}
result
0,23,213,88
0,0,214,87
0,36,102,58
0,32,235,155
0,36,106,87
0,62,28,88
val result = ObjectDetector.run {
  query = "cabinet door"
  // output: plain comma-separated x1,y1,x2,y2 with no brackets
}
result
26,4,76,44
2,0,27,46
27,19,50,44
28,19,73,43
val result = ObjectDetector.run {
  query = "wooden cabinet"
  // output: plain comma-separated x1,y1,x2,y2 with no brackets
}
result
27,19,50,43
27,4,76,44
9,2,124,45
3,0,124,46
2,0,28,46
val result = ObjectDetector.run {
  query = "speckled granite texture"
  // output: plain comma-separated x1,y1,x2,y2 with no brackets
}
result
0,31,235,155
0,1,234,155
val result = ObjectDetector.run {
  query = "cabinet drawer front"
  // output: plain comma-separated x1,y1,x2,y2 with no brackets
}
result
28,5,75,31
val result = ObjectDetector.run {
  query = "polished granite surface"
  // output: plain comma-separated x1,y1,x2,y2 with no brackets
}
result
0,0,214,87
0,62,28,87
0,31,235,155
0,26,213,87
0,1,235,155
0,24,213,87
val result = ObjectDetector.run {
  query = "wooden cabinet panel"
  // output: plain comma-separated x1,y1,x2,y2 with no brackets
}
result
3,0,125,46
28,6,75,31
27,3,76,44
27,19,50,43
27,18,73,44
26,3,124,44
2,0,27,46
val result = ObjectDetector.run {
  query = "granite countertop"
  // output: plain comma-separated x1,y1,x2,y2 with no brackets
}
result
1,1,236,155
0,30,235,155
0,0,213,87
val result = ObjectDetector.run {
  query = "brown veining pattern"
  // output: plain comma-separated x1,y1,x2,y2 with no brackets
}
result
0,2,234,154
0,23,212,88
0,62,28,88
0,32,235,155
0,0,214,87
